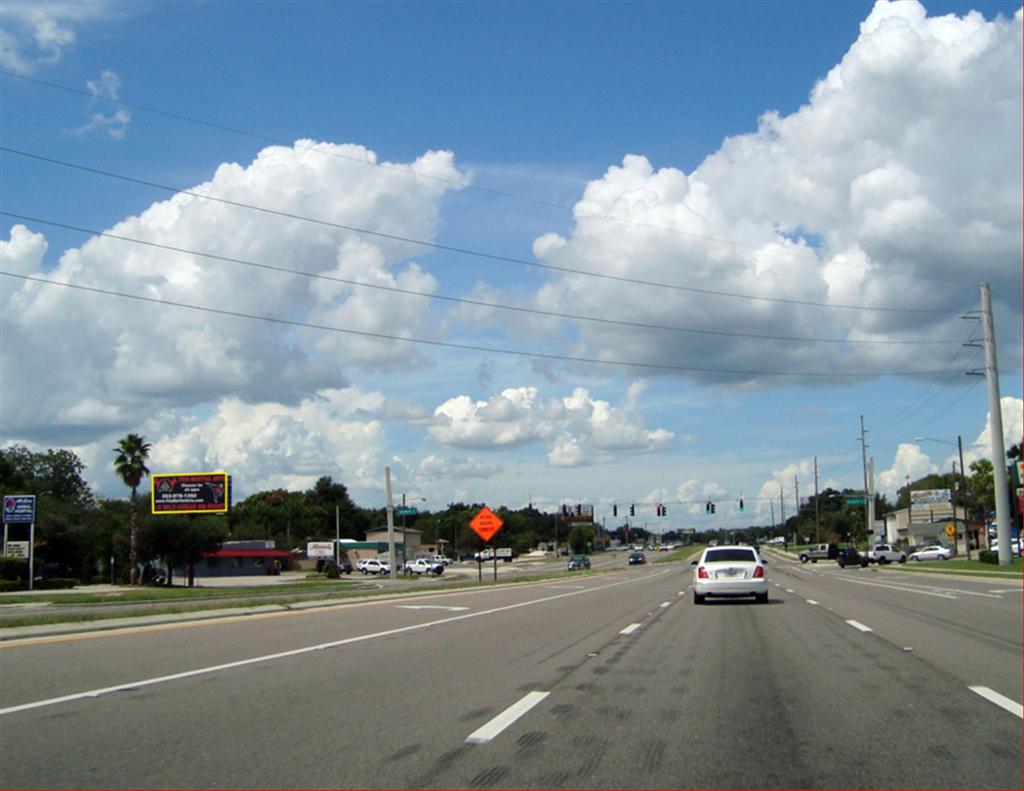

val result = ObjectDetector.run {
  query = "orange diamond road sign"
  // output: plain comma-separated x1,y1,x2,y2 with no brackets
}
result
469,506,503,542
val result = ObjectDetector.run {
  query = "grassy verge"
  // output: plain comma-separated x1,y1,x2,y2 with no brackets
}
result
887,558,1022,577
0,568,610,630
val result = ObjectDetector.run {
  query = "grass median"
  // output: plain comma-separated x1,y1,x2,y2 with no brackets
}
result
0,566,619,630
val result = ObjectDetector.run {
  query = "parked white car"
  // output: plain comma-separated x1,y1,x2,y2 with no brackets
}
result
359,558,391,574
691,545,768,604
909,545,952,562
990,539,1022,556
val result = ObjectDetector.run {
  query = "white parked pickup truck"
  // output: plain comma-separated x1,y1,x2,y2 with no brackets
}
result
866,544,907,564
404,558,444,575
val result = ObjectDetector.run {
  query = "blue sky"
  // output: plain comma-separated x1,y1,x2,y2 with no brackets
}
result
1,0,1021,533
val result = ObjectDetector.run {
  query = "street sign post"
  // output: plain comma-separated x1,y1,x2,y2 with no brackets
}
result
469,506,504,581
3,495,36,590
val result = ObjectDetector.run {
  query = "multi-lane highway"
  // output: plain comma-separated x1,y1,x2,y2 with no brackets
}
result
1,555,1020,789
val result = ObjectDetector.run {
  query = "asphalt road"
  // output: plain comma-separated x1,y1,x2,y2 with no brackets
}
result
0,556,1020,789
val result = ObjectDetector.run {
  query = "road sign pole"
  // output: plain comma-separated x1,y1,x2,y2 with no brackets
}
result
27,522,34,592
493,548,497,582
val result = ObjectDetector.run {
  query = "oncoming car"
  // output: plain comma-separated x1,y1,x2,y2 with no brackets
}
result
691,545,768,604
909,545,952,562
628,552,646,565
567,554,591,571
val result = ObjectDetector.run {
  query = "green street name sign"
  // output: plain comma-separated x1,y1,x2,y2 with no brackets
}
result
844,497,866,506
396,507,418,517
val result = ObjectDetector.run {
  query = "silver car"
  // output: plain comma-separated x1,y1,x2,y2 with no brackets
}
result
909,545,952,561
691,545,768,604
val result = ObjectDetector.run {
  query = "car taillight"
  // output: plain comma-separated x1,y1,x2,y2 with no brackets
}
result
753,566,764,578
697,566,709,579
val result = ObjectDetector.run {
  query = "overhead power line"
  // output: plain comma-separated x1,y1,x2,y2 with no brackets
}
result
0,211,966,348
0,69,974,287
0,146,963,316
0,271,965,379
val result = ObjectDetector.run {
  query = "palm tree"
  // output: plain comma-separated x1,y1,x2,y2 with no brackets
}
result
114,433,151,585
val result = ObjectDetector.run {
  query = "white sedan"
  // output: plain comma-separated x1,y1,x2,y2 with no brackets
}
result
691,545,768,604
909,545,952,561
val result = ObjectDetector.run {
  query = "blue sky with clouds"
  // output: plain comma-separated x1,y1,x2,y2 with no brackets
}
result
1,0,1021,533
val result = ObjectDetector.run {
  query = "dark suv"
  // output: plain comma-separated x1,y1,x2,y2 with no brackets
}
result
835,546,869,568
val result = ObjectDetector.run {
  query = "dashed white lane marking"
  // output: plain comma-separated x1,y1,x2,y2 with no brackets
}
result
620,623,642,635
968,686,1023,719
396,605,470,611
806,600,819,605
466,691,551,743
785,589,795,594
660,602,671,608
846,619,873,632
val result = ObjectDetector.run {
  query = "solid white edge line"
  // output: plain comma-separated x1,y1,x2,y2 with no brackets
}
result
466,691,551,744
969,686,1024,719
620,623,642,635
846,619,873,632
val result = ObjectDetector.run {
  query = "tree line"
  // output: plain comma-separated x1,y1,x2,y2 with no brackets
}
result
1,438,1017,585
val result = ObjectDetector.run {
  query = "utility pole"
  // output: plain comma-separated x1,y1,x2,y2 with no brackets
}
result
860,416,870,547
957,435,972,559
979,283,1012,565
868,457,876,543
385,466,396,581
779,485,786,541
794,474,800,520
814,457,820,543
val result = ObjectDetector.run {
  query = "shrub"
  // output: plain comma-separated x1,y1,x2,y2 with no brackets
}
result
33,578,79,590
978,549,998,564
0,579,25,592
324,561,340,579
0,557,27,581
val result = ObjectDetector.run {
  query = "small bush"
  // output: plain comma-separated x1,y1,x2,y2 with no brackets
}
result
324,562,340,579
0,579,25,592
978,550,998,564
0,557,27,581
33,578,79,590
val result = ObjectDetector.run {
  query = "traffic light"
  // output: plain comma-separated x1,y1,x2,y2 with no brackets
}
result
613,504,618,517
630,504,635,516
711,503,716,514
662,505,668,516
656,504,662,516
575,503,582,516
705,501,711,514
739,498,744,512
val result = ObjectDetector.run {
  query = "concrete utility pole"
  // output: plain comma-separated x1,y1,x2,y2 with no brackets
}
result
814,457,820,543
979,282,1012,565
385,466,396,581
868,457,876,544
859,416,870,546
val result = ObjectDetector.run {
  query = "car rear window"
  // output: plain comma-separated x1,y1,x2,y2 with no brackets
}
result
704,548,757,563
